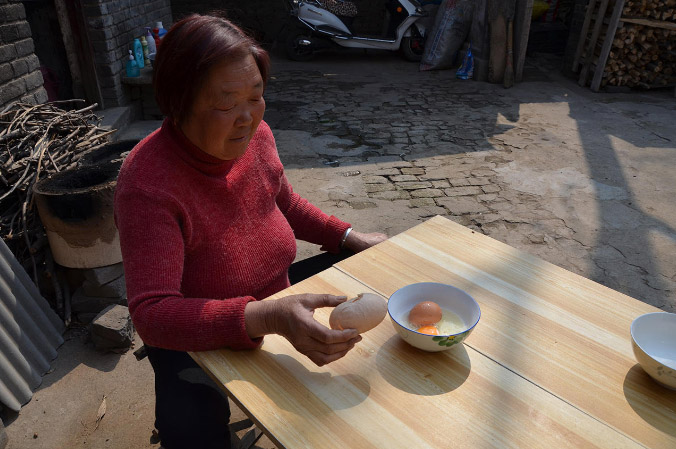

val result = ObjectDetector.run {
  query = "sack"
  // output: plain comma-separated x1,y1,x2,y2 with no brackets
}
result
420,0,475,71
322,0,358,18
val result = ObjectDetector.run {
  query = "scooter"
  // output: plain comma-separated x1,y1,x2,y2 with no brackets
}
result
283,0,433,61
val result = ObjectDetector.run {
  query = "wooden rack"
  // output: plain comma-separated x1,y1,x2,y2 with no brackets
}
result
572,0,676,91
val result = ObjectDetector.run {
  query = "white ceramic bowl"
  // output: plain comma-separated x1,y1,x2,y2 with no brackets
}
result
388,283,481,352
630,312,676,389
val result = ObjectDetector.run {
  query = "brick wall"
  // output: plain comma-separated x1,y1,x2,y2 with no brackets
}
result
0,0,47,110
82,0,172,107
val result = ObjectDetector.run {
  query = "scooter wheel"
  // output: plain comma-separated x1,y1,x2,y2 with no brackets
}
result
285,34,316,62
401,36,424,62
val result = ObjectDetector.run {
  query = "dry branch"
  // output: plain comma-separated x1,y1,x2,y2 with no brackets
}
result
0,100,115,284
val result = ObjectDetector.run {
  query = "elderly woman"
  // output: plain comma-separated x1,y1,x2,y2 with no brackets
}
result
114,13,386,449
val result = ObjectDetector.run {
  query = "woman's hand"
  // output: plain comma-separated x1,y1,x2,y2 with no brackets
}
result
245,294,361,366
343,230,388,253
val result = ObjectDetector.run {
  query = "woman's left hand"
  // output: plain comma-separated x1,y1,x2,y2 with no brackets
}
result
343,230,388,253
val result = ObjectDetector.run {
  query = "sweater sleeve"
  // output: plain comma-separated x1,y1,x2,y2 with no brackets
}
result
276,172,351,253
114,185,262,352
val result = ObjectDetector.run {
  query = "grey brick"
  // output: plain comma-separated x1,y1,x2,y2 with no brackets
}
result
0,62,12,84
362,175,389,184
10,59,28,77
91,305,134,352
0,78,24,105
369,190,410,200
0,24,20,42
84,263,125,285
390,174,418,182
478,193,499,202
0,43,17,63
71,287,126,315
26,54,39,71
396,181,432,190
437,197,489,215
481,184,501,193
1,3,26,21
33,87,48,104
24,70,43,90
401,167,425,175
88,15,114,29
373,168,400,176
365,183,395,193
92,38,117,53
14,38,34,57
410,188,445,198
444,186,483,197
409,198,437,207
86,28,114,42
468,177,491,186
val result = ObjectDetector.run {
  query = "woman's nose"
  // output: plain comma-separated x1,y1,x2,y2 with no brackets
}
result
234,106,253,126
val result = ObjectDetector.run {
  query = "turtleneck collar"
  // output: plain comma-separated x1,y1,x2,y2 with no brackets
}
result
162,118,236,177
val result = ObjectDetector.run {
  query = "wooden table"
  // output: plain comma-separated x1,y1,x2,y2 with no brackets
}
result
191,216,676,448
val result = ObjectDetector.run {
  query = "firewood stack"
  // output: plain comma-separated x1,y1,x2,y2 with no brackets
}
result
604,1,676,88
574,0,676,91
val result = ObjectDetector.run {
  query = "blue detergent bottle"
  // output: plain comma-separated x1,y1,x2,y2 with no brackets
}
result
133,38,145,69
126,50,140,77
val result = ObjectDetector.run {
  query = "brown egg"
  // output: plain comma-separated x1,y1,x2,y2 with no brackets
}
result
329,293,388,334
408,301,442,327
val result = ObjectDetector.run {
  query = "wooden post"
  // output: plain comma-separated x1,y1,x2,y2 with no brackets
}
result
514,0,534,82
578,0,611,86
591,0,628,91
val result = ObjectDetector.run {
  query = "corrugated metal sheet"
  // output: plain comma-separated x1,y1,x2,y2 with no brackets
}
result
0,239,64,412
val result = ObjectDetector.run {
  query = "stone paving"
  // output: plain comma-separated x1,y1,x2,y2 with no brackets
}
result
265,51,676,312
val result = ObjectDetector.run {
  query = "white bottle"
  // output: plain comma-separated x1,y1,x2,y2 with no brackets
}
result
145,27,156,54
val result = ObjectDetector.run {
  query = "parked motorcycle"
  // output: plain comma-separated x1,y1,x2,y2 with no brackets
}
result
283,0,431,61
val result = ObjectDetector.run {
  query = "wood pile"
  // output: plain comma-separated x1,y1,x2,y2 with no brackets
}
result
623,0,676,20
604,0,676,87
0,100,114,285
574,0,676,91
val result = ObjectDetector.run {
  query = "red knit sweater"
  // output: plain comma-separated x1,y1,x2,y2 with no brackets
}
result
114,119,350,352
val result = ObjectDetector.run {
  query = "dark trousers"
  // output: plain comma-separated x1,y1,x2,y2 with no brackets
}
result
147,251,351,449
146,345,231,449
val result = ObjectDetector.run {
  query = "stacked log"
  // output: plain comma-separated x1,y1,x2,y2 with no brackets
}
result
604,23,676,87
623,0,676,21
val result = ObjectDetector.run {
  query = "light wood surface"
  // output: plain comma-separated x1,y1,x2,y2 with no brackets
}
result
334,216,676,448
192,216,675,448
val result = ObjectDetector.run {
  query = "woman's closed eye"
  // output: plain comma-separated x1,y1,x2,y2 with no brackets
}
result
215,104,236,112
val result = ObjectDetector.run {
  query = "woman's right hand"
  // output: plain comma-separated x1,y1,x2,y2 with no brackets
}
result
245,294,362,366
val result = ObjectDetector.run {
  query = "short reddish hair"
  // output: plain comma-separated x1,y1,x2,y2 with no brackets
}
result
153,14,270,124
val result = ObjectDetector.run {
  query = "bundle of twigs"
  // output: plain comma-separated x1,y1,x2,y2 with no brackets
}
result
0,99,115,285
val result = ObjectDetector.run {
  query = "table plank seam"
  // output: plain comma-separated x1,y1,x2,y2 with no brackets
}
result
468,346,650,449
333,265,651,449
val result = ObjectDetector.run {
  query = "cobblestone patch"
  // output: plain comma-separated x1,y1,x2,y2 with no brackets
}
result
267,61,676,312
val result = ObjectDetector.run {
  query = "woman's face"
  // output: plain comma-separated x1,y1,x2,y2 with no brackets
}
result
180,54,265,160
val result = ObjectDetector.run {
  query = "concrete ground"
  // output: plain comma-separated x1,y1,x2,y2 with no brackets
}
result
4,49,675,448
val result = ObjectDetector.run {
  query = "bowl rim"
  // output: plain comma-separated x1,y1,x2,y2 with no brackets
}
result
630,312,676,370
388,282,481,338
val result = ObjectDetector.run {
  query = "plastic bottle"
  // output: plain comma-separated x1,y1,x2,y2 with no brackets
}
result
145,27,156,54
152,24,161,48
126,50,140,77
140,35,150,66
133,38,144,69
156,21,167,39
